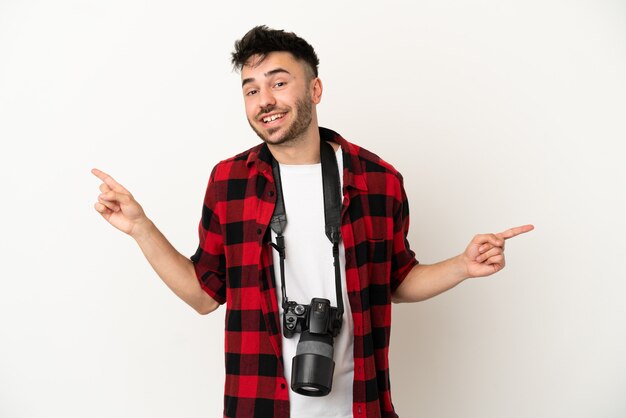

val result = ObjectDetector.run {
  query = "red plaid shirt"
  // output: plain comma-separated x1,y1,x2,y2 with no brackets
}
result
191,127,418,417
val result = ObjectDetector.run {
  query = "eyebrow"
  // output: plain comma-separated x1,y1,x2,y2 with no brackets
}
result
241,67,292,88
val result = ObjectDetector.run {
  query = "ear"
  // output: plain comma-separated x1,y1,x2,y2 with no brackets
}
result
311,77,323,104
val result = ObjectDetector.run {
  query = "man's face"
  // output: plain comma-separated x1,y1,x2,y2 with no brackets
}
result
241,51,318,146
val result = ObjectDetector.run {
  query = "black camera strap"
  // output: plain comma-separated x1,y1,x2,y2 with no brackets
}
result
269,140,344,319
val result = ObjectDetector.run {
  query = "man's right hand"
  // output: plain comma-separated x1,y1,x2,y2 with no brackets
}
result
92,168,150,237
91,168,219,314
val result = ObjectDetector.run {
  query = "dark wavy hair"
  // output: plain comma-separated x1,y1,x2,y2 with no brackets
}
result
231,26,319,78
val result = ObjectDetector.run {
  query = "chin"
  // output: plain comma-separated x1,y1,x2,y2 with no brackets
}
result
263,134,290,146
255,125,290,145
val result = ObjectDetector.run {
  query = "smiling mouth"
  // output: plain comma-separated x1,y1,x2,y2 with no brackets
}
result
261,113,286,124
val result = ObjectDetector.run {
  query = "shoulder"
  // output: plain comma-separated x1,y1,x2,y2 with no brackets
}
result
323,126,403,180
346,140,403,179
210,143,266,181
201,143,268,210
332,134,409,208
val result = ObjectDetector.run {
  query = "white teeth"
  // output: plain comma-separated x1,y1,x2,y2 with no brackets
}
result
263,113,284,123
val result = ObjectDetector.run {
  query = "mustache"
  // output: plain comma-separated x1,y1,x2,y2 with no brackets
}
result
256,105,287,119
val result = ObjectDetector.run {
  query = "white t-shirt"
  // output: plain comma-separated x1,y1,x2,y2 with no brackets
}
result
270,145,354,418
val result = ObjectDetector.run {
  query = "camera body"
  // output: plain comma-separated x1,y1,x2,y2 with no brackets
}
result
282,298,343,396
283,298,342,339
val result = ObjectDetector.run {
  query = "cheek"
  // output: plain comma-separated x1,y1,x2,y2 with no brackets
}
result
244,100,257,119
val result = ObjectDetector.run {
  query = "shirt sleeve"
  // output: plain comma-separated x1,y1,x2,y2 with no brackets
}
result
389,172,418,292
190,166,227,304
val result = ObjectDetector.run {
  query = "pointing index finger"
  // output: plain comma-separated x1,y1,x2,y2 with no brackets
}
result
497,224,535,240
91,168,128,193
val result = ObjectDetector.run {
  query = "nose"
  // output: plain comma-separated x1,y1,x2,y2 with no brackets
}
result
258,88,276,111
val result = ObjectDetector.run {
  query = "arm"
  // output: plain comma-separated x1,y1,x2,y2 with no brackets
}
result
92,168,219,315
392,225,534,303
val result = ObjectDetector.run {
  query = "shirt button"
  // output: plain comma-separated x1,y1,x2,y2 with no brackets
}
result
256,228,262,235
269,190,275,197
281,383,286,389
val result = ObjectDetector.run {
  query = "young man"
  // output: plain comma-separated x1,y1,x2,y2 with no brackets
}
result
93,26,533,418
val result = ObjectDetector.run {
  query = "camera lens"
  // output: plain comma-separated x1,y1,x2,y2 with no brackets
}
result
291,330,335,396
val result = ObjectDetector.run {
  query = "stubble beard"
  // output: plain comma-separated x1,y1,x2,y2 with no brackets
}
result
248,94,313,147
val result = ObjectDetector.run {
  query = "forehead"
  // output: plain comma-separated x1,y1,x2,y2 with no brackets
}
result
241,51,305,80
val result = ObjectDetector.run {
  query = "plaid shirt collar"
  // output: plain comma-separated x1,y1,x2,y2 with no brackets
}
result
245,126,369,192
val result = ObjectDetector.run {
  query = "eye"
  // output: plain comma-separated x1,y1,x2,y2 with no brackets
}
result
274,81,286,88
245,89,258,96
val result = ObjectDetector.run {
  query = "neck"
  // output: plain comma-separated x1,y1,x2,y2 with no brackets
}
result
268,123,322,165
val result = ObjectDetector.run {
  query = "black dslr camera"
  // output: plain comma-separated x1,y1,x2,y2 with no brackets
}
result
283,298,343,396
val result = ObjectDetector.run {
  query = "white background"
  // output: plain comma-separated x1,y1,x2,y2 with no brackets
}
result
1,0,625,417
